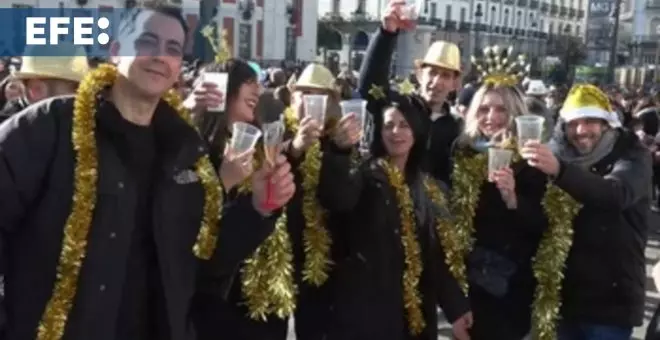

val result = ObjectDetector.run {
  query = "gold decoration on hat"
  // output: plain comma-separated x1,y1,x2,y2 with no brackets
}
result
471,45,530,87
398,78,416,95
562,84,613,113
368,84,386,100
201,23,232,63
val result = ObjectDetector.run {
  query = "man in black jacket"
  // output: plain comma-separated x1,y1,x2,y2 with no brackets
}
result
358,0,463,185
521,84,651,340
0,5,295,340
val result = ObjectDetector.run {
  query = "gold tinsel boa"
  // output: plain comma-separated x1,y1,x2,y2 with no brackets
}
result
446,152,488,294
450,151,581,339
283,106,333,287
236,148,295,320
241,211,296,320
380,159,425,335
532,183,581,340
37,64,222,340
422,176,468,294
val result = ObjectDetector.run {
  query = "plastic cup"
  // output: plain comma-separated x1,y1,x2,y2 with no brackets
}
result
515,115,545,149
340,99,367,130
400,4,418,20
488,147,514,174
230,122,262,155
303,94,328,123
201,72,228,112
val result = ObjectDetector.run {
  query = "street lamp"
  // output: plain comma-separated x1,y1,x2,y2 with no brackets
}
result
473,4,484,56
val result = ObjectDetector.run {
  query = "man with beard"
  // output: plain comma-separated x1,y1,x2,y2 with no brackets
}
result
0,5,295,340
359,0,462,184
520,84,651,340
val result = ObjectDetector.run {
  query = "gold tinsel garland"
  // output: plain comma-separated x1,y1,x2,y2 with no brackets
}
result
380,159,425,335
532,183,581,340
37,64,222,340
283,107,333,286
422,176,468,293
241,211,296,320
236,147,295,320
447,152,489,294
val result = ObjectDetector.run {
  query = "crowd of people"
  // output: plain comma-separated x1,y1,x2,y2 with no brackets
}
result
0,1,658,340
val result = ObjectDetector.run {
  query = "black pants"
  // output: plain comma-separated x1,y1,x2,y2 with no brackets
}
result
469,285,532,340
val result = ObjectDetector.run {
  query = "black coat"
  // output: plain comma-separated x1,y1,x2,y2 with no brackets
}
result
357,27,462,184
552,129,652,327
318,148,469,340
0,96,275,340
451,147,549,339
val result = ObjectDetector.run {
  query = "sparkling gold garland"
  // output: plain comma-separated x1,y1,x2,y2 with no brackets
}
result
283,106,333,286
380,159,425,335
422,176,468,293
37,64,222,340
447,152,489,294
532,183,581,340
241,211,296,320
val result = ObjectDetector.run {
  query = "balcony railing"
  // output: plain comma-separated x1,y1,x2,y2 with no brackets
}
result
647,0,660,8
559,6,568,16
445,20,457,30
550,4,559,14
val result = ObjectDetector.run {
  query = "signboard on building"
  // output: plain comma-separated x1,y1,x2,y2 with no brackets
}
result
585,0,616,51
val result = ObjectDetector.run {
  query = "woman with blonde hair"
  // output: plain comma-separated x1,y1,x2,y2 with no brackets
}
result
448,46,555,339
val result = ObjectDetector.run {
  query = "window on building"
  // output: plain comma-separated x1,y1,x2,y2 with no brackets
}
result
332,0,340,14
424,0,430,14
491,5,496,25
540,19,545,31
557,23,563,34
504,8,510,26
446,4,452,21
517,10,522,27
576,24,581,35
549,21,554,33
431,3,437,18
460,7,466,23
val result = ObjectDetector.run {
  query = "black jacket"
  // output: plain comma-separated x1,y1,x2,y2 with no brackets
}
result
0,96,275,340
318,149,469,340
553,129,652,327
357,27,461,184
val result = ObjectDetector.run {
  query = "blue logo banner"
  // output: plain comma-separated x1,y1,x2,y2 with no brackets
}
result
0,7,199,57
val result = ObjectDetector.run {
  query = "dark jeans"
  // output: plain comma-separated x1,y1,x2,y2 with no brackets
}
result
558,321,632,340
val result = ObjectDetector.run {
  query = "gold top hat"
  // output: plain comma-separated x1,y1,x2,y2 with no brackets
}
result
414,41,461,73
560,84,621,127
292,64,336,92
14,44,89,83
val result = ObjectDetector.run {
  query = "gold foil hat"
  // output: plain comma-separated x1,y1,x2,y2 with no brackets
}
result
292,64,336,92
414,41,461,73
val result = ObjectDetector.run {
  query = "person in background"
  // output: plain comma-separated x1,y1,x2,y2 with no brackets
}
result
0,44,89,122
359,0,462,185
454,85,476,119
522,84,651,340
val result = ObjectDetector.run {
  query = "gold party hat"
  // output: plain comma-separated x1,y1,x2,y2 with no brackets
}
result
471,45,530,86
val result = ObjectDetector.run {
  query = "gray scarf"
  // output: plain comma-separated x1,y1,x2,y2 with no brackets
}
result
551,129,619,169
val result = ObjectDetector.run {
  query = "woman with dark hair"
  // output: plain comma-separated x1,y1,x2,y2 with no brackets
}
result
317,90,470,340
192,58,295,340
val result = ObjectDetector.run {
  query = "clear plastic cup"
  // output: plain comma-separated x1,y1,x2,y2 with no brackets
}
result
201,72,228,112
400,4,418,20
230,122,262,155
339,99,368,130
488,147,514,175
515,115,545,149
262,121,285,165
303,94,328,123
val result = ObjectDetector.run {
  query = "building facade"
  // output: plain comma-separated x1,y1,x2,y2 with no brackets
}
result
4,0,318,62
318,0,587,76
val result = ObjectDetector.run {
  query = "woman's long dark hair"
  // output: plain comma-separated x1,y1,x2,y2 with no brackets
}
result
195,58,259,157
